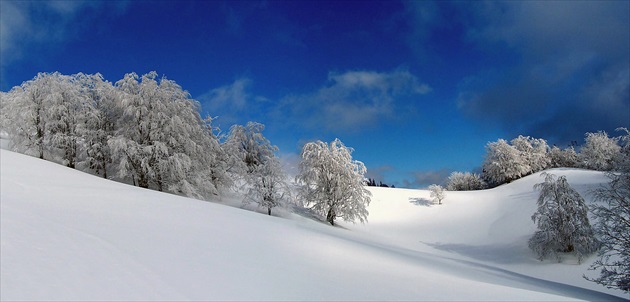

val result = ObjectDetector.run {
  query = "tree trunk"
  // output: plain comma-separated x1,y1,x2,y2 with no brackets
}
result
268,207,272,216
326,207,336,226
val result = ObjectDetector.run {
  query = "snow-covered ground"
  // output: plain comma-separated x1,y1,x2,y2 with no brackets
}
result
1,148,628,301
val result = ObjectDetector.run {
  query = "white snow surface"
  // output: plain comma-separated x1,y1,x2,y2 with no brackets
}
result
1,149,628,301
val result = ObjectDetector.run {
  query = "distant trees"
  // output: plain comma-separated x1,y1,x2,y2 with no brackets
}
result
446,172,486,191
586,168,630,292
366,178,393,188
529,173,599,263
548,145,578,169
428,184,446,205
296,139,371,226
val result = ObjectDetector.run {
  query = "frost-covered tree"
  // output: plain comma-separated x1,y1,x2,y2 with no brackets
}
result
3,73,56,159
549,145,579,168
226,122,278,176
428,184,446,205
296,139,371,226
529,173,599,263
244,156,290,215
75,73,118,178
585,169,630,292
482,139,529,187
46,73,89,169
580,131,621,171
226,122,288,215
511,135,550,175
109,71,224,198
446,171,487,191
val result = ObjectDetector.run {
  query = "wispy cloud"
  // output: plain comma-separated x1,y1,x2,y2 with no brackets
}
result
196,77,271,129
275,69,431,133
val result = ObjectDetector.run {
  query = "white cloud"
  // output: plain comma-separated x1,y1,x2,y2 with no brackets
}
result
276,69,431,133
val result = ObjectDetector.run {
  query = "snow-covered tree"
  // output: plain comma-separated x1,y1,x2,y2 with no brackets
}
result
296,139,371,226
3,73,56,159
244,156,290,215
46,73,89,169
109,71,225,199
226,122,288,215
482,139,529,187
446,171,487,191
529,173,599,263
226,122,278,177
428,184,446,205
549,145,579,168
75,73,119,178
585,169,630,292
580,131,621,171
511,135,550,175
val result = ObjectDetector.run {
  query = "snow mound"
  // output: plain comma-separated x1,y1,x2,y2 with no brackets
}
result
1,149,627,300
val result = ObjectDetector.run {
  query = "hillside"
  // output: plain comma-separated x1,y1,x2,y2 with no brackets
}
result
1,149,627,301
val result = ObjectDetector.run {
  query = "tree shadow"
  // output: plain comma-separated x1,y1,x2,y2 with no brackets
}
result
409,197,434,207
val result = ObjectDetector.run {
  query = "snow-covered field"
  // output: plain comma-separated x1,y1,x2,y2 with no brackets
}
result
1,148,628,301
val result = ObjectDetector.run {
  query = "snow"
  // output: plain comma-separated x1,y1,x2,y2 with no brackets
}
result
1,149,628,301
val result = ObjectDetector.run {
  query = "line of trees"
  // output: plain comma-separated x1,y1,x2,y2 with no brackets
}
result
1,71,372,224
446,131,629,191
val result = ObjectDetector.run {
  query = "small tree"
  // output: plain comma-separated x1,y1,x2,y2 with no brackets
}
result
226,122,288,215
429,184,446,204
296,139,371,226
244,156,290,215
585,169,630,292
529,173,599,263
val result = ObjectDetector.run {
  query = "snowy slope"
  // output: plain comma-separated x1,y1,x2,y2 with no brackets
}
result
1,149,627,301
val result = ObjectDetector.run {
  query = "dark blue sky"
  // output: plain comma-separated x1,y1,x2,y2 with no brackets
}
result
2,0,628,187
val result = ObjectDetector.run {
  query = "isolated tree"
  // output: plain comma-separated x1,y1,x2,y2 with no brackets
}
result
580,131,621,171
529,173,599,263
585,169,630,292
482,139,529,186
296,139,371,226
428,184,446,205
446,171,487,191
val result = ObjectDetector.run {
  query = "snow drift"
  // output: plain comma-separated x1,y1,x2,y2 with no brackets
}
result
1,149,627,301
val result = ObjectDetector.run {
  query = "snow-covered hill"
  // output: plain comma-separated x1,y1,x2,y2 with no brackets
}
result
1,149,628,301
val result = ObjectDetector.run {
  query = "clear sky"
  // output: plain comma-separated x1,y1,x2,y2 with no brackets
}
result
1,0,629,188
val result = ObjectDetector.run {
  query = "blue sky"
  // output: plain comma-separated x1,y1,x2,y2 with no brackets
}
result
1,0,629,188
